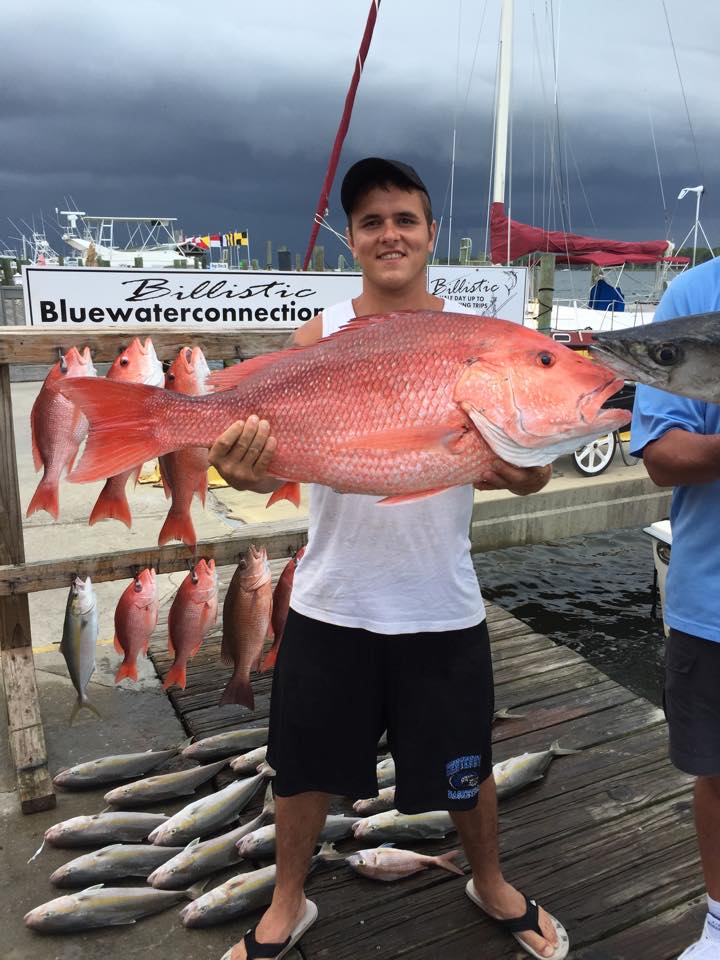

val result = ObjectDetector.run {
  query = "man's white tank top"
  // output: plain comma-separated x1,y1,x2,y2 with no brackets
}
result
290,298,485,634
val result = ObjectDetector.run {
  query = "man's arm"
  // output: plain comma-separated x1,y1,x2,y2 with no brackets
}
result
208,315,324,492
642,429,720,487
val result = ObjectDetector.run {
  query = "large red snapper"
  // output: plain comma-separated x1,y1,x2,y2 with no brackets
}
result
27,346,96,519
163,559,218,691
221,546,273,710
114,568,159,683
58,312,630,502
88,337,164,528
158,346,212,549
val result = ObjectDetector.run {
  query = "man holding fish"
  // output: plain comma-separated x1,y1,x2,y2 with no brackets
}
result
209,158,566,960
630,257,720,960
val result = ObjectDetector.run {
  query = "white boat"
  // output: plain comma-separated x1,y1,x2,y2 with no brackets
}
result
642,519,672,635
60,211,195,268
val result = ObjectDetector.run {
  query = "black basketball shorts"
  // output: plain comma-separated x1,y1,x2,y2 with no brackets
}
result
266,609,495,813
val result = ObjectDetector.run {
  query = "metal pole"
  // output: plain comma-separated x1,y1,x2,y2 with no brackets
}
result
492,0,513,206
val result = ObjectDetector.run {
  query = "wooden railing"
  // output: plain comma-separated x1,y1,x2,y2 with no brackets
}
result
0,328,306,812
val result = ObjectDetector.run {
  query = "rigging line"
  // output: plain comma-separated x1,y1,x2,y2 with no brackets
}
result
660,0,702,181
647,104,670,237
302,0,382,271
566,136,596,231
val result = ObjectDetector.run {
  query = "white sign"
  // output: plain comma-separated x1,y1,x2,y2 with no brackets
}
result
427,265,528,323
22,267,364,329
23,264,528,328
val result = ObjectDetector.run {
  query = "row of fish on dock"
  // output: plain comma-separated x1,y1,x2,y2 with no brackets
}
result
62,545,304,722
25,722,578,932
28,338,215,549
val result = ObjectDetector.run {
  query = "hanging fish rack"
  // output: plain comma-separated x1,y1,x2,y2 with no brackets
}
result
0,327,308,814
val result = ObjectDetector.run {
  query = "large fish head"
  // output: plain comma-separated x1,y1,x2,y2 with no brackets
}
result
45,346,97,385
127,567,158,609
589,312,720,404
166,345,212,395
24,894,79,931
240,546,271,589
352,811,396,840
454,325,629,467
108,336,164,386
70,575,96,617
183,558,218,605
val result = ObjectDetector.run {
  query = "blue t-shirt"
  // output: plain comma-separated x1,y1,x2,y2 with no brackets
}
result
630,257,720,643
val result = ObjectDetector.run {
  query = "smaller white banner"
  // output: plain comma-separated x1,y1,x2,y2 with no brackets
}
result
427,265,528,323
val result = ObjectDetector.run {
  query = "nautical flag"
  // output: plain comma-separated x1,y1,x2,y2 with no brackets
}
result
209,234,221,248
223,231,249,247
200,235,211,248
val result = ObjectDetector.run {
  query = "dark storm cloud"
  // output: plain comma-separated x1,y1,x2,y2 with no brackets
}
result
1,0,718,265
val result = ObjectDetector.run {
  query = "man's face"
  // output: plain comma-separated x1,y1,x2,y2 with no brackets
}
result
347,185,436,292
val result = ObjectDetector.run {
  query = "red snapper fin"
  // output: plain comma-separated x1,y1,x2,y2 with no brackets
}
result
26,478,59,520
113,634,124,655
335,426,465,453
377,487,450,505
219,676,255,710
115,659,138,683
88,478,132,528
260,645,279,672
207,350,302,391
30,407,43,472
56,379,187,483
266,482,301,509
158,508,197,549
163,662,187,691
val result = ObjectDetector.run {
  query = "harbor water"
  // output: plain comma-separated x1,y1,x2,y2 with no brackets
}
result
474,527,666,706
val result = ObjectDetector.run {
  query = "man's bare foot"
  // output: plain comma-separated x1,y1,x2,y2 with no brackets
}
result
225,898,307,960
471,878,562,958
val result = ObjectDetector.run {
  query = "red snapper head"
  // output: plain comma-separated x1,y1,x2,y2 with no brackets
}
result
126,567,157,608
46,346,96,385
108,336,164,386
189,558,218,602
454,323,630,466
239,545,271,591
165,346,211,395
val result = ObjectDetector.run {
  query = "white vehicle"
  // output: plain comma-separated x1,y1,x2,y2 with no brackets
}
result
643,520,672,636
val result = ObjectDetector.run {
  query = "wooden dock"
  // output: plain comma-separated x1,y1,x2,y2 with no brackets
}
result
149,561,705,960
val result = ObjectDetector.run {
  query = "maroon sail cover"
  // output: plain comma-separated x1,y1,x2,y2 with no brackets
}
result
490,203,687,266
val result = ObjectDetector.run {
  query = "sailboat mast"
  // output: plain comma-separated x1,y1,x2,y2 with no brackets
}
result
492,0,513,206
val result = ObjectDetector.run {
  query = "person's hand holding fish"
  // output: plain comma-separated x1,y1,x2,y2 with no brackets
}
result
208,414,278,492
475,459,552,496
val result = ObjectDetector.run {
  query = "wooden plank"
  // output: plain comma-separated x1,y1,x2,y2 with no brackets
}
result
0,363,54,812
0,519,308,595
573,897,707,960
0,327,288,363
303,796,701,959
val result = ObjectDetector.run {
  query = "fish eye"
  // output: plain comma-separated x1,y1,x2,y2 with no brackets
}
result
651,342,681,366
119,356,130,366
167,372,175,381
536,351,555,368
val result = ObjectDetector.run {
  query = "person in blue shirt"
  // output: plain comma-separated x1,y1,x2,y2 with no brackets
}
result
631,256,720,960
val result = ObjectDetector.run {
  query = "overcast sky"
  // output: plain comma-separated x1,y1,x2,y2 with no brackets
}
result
2,0,718,267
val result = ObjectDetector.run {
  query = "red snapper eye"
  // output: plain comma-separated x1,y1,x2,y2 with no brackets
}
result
536,351,555,368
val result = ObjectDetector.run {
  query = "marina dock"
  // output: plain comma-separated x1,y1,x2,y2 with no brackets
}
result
147,564,703,960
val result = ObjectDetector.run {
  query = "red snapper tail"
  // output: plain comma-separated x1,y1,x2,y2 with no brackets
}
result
57,379,193,483
26,477,59,520
158,508,197,549
88,478,132,528
219,674,255,710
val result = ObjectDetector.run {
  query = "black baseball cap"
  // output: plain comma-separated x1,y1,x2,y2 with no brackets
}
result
340,157,431,217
